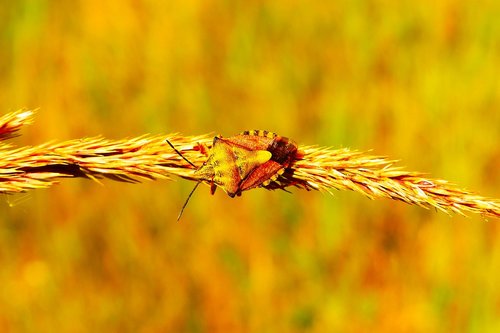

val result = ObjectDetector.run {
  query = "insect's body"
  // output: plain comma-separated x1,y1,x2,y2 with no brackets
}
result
167,130,298,220
196,130,298,197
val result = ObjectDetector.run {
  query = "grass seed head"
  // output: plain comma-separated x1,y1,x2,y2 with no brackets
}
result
0,110,498,218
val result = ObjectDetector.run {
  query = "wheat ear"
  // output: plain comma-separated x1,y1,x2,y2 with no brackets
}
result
1,110,498,218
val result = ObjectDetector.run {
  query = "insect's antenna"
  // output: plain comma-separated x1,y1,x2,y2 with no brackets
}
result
166,139,200,221
165,139,197,168
177,181,201,222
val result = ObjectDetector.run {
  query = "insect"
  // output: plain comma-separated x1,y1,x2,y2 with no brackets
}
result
166,130,298,220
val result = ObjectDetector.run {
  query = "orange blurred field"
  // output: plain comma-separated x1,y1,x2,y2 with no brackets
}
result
0,1,499,332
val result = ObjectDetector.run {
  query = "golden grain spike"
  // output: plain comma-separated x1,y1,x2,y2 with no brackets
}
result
0,110,498,219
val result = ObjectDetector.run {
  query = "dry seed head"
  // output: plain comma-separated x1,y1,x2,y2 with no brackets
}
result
0,110,498,219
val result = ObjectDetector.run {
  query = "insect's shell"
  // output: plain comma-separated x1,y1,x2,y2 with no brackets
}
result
195,130,298,197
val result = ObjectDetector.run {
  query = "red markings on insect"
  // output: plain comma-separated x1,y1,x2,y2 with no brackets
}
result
166,130,298,220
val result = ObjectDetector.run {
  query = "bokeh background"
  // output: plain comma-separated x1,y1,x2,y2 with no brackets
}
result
0,1,499,332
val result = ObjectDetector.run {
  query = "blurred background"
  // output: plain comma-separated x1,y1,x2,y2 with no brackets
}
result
0,0,499,332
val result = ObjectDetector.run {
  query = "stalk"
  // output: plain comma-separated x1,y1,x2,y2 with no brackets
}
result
1,110,498,218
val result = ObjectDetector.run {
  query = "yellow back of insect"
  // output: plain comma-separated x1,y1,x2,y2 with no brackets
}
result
195,136,272,195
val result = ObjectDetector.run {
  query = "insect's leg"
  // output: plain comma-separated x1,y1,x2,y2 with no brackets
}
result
210,176,217,195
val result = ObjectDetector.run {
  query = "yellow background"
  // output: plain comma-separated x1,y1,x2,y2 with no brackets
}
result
0,1,499,332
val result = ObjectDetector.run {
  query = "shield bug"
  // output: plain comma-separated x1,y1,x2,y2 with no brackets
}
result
166,130,298,220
